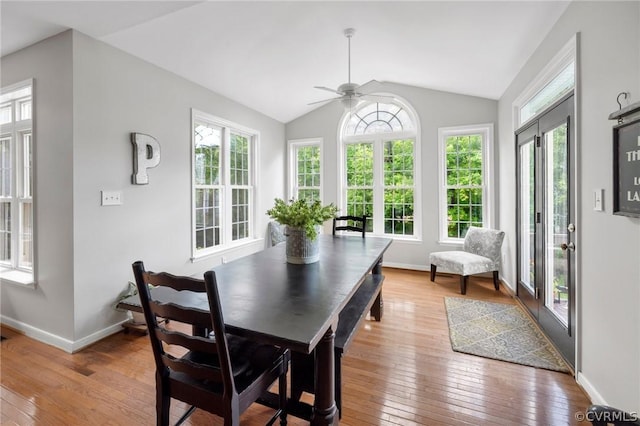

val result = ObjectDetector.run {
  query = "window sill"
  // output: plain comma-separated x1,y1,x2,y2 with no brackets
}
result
191,238,264,263
382,235,422,243
0,268,36,289
437,238,464,247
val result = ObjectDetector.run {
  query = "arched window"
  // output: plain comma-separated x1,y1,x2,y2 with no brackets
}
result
339,99,419,238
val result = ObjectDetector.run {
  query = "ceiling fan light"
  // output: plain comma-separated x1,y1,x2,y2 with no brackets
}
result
341,96,360,110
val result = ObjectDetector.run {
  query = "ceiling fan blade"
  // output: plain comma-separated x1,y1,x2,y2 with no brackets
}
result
359,94,395,102
314,86,343,95
308,96,341,106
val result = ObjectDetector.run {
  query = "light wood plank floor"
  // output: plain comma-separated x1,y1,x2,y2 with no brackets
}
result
1,268,591,425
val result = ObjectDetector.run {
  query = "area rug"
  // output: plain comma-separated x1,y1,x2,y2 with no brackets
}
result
444,297,570,373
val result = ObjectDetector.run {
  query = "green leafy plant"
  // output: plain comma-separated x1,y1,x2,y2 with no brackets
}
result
267,198,338,241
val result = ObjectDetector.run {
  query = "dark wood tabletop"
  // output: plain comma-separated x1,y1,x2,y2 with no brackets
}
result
122,234,392,424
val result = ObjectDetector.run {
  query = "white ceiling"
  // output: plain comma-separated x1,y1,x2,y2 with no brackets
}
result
1,1,570,123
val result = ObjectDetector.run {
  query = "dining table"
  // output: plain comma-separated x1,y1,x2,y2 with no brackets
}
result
121,234,392,425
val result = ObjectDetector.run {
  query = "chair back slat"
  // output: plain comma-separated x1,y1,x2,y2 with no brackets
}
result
154,328,219,356
161,353,223,382
148,301,210,326
333,215,367,238
143,271,205,292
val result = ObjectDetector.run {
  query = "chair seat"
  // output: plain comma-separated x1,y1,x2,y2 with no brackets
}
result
186,334,282,378
429,251,497,276
179,338,287,393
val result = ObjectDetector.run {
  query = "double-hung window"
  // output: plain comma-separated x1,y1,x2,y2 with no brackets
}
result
289,138,322,202
192,110,257,258
438,123,493,242
0,80,34,284
340,100,420,237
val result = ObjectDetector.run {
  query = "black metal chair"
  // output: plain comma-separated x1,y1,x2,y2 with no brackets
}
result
132,261,289,426
587,405,640,425
332,215,367,238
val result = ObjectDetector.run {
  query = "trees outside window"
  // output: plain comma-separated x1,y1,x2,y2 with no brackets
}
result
289,139,322,202
192,110,256,257
438,124,493,242
340,100,419,237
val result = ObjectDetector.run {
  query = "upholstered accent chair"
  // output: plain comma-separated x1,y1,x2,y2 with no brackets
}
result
429,227,505,295
268,221,286,246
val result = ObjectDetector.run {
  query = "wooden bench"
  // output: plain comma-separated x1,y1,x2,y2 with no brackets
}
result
290,272,385,417
117,295,170,334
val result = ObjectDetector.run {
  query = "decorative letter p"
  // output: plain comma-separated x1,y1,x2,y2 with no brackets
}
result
131,132,160,184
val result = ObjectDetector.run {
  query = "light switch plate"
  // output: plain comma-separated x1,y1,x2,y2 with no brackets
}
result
101,190,122,206
594,189,604,212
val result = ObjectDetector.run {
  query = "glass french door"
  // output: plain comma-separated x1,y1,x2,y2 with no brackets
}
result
516,93,576,367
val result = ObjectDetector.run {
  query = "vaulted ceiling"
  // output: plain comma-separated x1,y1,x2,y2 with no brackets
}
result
1,1,570,123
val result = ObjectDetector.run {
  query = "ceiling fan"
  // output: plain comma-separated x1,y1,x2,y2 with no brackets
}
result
310,28,392,110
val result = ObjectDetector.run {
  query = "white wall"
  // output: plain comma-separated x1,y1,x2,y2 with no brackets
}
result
1,30,286,351
498,1,640,412
0,31,76,344
286,81,499,269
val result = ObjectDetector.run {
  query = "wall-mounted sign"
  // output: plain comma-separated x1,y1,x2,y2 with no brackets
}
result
613,118,640,217
131,132,160,185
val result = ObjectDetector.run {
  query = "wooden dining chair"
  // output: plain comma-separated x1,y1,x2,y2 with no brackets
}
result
332,215,367,238
132,261,289,426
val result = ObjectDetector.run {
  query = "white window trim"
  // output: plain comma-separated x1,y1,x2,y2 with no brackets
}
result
337,95,422,240
513,35,577,129
190,109,259,261
0,79,35,287
287,137,323,201
437,123,494,244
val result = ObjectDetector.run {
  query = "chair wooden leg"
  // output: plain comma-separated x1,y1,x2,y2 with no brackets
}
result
370,292,383,321
460,276,468,295
430,265,437,281
493,271,500,291
156,374,170,426
279,365,288,426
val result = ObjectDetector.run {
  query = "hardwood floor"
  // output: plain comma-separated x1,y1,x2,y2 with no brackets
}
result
1,268,591,425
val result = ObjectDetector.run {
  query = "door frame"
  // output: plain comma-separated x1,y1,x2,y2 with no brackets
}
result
515,91,578,368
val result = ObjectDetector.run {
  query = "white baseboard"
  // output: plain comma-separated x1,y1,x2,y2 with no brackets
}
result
577,372,608,406
501,276,515,292
1,315,128,353
71,322,129,353
382,261,429,271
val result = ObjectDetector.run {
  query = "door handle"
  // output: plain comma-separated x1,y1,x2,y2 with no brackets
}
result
560,242,575,252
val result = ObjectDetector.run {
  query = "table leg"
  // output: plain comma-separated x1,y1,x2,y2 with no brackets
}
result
311,327,338,425
371,257,384,321
372,257,383,275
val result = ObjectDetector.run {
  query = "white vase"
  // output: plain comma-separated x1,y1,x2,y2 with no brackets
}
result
285,226,320,264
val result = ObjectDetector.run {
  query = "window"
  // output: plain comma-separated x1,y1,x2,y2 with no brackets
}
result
514,36,576,127
438,124,493,242
289,138,322,202
192,110,257,258
340,99,420,237
0,80,34,284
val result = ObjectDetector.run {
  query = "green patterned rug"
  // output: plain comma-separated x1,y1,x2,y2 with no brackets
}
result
444,297,570,373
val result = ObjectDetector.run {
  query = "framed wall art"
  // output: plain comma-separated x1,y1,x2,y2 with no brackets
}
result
613,118,640,217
